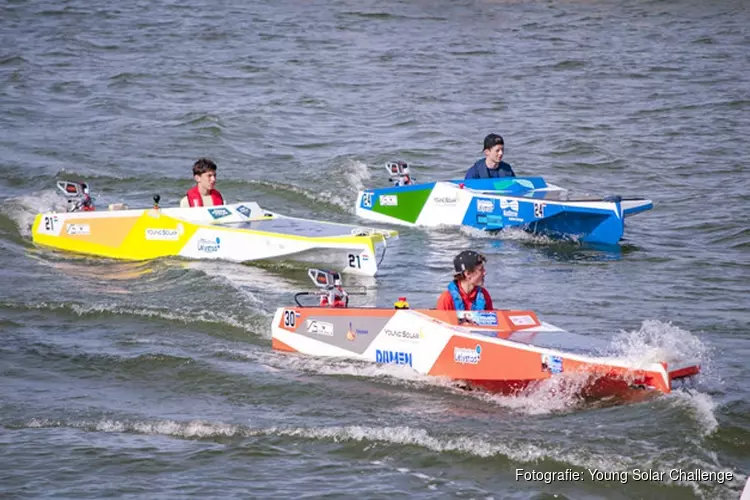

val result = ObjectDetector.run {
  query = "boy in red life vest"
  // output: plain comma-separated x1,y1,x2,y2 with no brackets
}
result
179,158,225,208
436,250,494,311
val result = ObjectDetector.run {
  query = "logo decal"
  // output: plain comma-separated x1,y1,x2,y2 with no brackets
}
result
306,319,334,336
208,207,231,219
500,199,519,212
509,315,536,326
145,228,180,240
197,237,221,253
379,195,398,206
66,223,90,236
457,311,498,326
542,354,563,374
384,328,421,341
236,205,252,218
476,199,494,213
376,350,412,366
433,196,457,205
454,345,482,365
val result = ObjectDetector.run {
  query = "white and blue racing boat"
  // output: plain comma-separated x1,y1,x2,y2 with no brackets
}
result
354,163,653,246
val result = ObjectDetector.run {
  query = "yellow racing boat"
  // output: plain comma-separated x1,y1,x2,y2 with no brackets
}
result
31,181,398,276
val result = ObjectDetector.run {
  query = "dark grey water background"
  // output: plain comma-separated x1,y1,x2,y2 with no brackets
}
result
1,0,749,498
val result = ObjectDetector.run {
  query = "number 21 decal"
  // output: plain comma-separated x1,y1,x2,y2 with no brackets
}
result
42,215,58,234
348,254,362,269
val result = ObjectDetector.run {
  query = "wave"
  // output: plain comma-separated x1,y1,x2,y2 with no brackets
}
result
10,416,744,497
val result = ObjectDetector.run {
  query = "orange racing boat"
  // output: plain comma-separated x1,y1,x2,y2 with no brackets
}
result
271,270,700,398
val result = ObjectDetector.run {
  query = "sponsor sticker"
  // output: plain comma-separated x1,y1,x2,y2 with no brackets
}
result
509,315,536,326
433,196,457,205
476,312,498,326
208,207,231,219
347,322,368,340
197,237,221,253
306,319,334,336
454,345,482,365
379,195,398,206
500,199,519,212
476,199,494,213
384,328,421,341
236,205,252,218
376,349,412,366
66,223,90,236
145,228,180,240
457,311,498,326
542,354,563,374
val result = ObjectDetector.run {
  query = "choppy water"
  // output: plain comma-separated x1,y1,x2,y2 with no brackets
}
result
1,0,749,498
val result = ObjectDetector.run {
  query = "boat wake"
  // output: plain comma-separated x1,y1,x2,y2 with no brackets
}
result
247,158,371,214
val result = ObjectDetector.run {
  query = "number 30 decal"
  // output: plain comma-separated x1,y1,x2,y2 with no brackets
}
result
348,254,362,268
283,310,296,328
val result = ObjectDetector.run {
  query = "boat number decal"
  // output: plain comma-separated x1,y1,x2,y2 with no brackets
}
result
533,202,546,218
362,192,373,208
348,254,361,268
43,215,58,232
283,310,296,328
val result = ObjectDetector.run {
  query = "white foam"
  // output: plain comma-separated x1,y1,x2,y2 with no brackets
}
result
22,416,746,497
7,300,267,336
477,372,593,415
667,390,719,436
2,188,69,238
459,225,558,244
341,159,372,194
609,320,712,371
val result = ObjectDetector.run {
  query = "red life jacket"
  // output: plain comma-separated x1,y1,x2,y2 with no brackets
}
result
186,185,224,207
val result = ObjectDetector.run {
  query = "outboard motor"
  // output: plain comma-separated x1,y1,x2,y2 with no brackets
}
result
307,268,349,308
293,269,368,308
386,161,414,187
57,180,95,212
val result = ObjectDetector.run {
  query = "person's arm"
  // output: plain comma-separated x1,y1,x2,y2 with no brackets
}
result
436,291,455,310
179,196,190,208
506,162,516,178
465,165,479,180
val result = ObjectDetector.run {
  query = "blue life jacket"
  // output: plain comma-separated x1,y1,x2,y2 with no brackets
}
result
448,281,486,311
465,159,515,179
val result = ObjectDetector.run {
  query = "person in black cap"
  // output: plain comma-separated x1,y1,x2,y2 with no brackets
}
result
464,133,516,179
436,250,494,310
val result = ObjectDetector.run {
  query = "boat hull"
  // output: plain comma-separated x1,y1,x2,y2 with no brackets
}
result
271,307,699,397
32,202,398,276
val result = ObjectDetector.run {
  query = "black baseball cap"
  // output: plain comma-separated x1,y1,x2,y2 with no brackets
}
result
453,250,487,273
483,133,504,151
